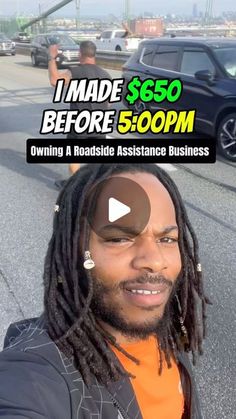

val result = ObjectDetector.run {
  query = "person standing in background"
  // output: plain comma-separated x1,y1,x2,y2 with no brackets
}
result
48,41,111,187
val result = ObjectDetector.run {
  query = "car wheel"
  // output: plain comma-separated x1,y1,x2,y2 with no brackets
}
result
217,113,236,162
31,53,38,67
11,52,15,56
115,45,122,51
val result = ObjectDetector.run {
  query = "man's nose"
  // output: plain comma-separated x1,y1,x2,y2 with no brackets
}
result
131,239,168,273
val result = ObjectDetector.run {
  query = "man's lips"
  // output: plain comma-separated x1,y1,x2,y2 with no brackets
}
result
125,283,169,293
122,281,171,307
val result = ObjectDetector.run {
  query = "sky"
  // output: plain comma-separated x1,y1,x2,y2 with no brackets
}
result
0,0,236,18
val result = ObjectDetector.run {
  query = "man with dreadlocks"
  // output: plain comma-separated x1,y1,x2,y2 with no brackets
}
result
0,164,209,419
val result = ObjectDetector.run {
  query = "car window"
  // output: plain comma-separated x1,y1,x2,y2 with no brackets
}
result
35,36,43,44
213,47,236,78
37,36,46,46
152,45,180,71
140,47,154,66
114,31,126,38
181,49,215,76
101,31,112,39
40,37,47,45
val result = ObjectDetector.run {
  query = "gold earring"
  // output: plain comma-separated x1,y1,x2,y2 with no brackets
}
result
83,251,95,270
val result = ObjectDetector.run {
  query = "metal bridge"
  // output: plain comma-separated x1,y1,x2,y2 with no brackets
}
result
20,0,74,31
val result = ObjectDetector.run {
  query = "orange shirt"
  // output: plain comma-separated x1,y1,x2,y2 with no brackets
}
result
111,336,184,419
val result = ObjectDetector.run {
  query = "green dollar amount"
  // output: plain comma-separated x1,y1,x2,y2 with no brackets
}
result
125,77,182,105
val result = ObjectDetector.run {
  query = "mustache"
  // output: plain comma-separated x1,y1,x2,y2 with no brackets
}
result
120,274,173,290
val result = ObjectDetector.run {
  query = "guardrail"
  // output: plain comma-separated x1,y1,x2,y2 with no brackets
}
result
15,43,131,70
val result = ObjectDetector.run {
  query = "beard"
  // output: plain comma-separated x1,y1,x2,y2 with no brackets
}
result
90,273,182,341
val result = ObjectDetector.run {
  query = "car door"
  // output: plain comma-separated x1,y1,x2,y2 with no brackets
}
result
178,46,220,135
100,31,113,50
35,36,44,63
140,44,182,113
32,35,40,60
40,36,49,64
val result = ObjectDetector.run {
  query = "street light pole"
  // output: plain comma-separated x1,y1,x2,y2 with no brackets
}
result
17,0,20,16
124,0,130,22
75,0,80,30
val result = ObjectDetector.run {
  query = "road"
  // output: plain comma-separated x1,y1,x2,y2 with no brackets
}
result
0,54,236,419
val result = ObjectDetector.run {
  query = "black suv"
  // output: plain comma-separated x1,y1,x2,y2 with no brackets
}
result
30,33,80,67
122,38,236,161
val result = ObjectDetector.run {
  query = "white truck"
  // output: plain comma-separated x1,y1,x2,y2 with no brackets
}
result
95,29,142,52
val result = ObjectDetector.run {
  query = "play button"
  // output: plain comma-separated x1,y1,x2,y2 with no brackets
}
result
108,198,131,222
85,176,151,238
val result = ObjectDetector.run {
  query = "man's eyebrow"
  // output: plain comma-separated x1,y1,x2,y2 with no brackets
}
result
98,225,140,236
98,225,178,236
160,226,178,235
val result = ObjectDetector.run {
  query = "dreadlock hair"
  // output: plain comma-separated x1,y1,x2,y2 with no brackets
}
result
43,163,210,386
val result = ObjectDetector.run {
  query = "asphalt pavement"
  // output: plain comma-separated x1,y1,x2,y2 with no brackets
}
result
0,54,236,419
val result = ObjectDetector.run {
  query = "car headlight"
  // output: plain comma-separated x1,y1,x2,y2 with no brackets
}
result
57,49,63,54
12,42,15,47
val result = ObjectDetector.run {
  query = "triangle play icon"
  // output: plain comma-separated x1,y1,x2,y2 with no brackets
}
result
108,197,131,223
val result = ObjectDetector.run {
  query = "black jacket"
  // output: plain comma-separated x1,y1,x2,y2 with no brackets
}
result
0,317,203,419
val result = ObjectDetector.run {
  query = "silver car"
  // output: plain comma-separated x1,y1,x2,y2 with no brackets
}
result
0,33,15,55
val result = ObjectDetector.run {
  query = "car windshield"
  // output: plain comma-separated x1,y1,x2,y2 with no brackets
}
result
46,34,76,46
214,47,236,78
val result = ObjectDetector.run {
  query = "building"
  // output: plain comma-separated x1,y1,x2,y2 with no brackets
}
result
193,3,198,18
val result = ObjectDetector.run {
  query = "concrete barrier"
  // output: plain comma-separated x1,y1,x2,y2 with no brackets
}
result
15,43,131,70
